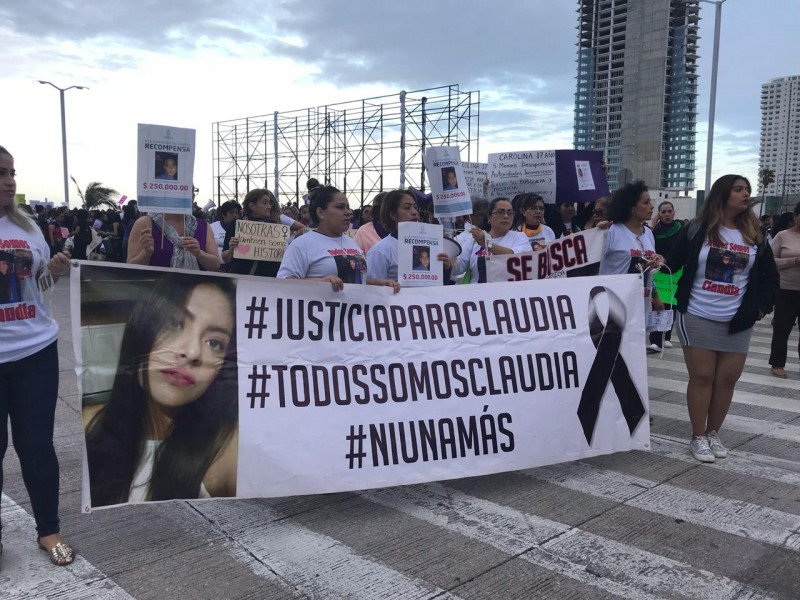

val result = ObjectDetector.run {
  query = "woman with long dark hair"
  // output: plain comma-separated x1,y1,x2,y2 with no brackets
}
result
83,274,238,506
768,202,800,378
668,175,778,462
365,189,451,289
0,145,74,566
515,194,556,251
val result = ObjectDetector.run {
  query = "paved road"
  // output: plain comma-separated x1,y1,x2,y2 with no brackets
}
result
3,273,800,599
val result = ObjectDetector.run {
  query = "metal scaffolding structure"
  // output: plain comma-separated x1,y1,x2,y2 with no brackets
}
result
212,84,480,207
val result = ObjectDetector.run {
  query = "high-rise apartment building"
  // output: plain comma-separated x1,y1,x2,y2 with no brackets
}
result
574,0,700,191
759,76,800,198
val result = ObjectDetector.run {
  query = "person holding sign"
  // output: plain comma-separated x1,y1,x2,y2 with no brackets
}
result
515,194,556,251
452,197,531,284
278,186,396,292
667,175,778,463
223,190,300,277
83,274,238,506
366,190,451,289
648,201,683,352
0,145,75,566
128,209,219,271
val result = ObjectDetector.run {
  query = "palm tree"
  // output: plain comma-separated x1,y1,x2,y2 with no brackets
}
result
71,176,120,210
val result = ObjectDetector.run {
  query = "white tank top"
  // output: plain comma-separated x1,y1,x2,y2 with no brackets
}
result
129,440,210,502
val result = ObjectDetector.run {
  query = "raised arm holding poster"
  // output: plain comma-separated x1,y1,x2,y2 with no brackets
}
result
137,124,196,214
487,150,609,204
75,262,649,510
396,221,444,287
424,146,472,218
233,220,290,262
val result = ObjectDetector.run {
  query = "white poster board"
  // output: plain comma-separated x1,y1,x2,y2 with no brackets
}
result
487,150,556,202
461,161,488,197
424,146,473,218
137,124,196,214
397,222,444,287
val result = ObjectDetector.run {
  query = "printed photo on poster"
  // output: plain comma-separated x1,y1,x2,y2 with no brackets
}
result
413,245,431,271
575,160,595,191
155,152,179,180
79,267,239,509
0,249,35,304
335,254,367,284
441,167,458,191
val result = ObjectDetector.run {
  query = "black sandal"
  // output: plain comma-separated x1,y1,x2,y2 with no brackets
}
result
37,537,75,566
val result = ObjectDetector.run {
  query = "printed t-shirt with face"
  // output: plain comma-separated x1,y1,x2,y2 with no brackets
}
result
599,223,656,301
519,224,556,251
365,234,397,282
687,226,756,321
0,215,59,362
277,229,366,283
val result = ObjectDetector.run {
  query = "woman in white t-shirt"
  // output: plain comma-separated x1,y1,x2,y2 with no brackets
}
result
515,193,556,251
0,145,75,566
452,197,531,284
366,189,452,288
278,186,395,292
668,175,778,463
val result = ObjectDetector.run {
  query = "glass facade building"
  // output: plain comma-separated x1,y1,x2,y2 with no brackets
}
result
574,0,699,192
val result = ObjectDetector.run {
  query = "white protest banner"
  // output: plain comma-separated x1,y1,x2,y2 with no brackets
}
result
74,263,649,509
488,150,556,202
233,220,290,262
424,146,472,218
137,124,196,214
461,161,488,197
485,227,606,282
397,222,444,287
487,150,609,203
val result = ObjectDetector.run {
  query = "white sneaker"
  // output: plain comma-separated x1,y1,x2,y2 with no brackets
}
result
663,340,673,349
706,430,728,458
647,343,661,354
690,436,716,463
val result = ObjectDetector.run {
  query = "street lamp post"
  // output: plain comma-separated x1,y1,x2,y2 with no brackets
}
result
37,81,88,207
699,0,726,194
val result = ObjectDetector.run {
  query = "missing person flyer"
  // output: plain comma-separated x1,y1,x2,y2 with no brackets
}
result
397,222,444,287
137,124,196,214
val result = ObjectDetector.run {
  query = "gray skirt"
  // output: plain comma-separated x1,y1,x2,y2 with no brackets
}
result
676,310,753,354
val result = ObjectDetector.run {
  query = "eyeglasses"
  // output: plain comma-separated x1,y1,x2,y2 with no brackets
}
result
491,210,515,217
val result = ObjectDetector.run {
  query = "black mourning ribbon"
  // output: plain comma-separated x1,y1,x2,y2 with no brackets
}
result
577,285,646,445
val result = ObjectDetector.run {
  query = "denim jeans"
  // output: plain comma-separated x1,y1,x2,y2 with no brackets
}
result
0,341,61,540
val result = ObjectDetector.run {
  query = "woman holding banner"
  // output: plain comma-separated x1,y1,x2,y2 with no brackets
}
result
0,145,75,566
279,186,387,292
515,194,556,251
223,189,300,277
668,175,778,463
366,189,451,288
83,274,238,506
452,197,531,284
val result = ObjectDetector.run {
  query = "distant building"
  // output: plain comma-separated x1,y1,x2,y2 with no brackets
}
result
759,75,800,199
574,0,700,192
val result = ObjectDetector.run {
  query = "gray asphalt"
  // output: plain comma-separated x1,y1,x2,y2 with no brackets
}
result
2,272,799,599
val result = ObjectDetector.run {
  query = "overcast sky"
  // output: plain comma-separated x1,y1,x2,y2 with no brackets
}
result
1,0,798,206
